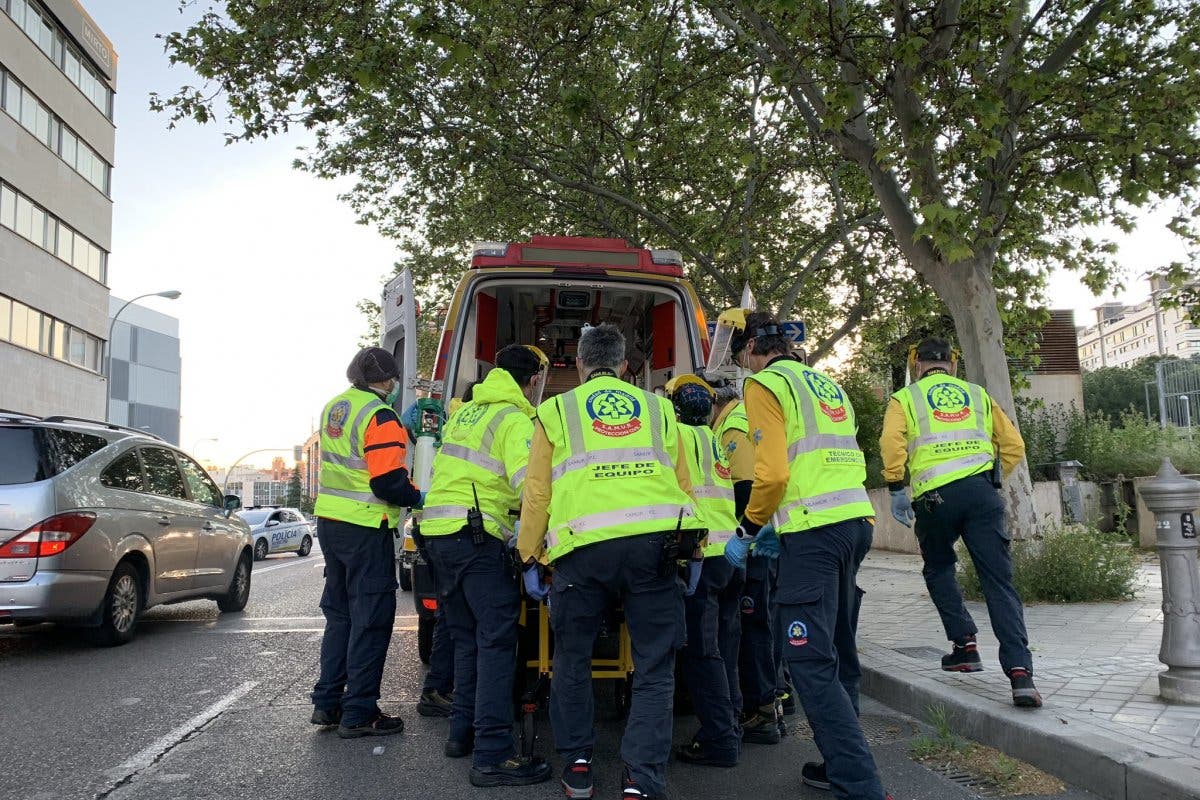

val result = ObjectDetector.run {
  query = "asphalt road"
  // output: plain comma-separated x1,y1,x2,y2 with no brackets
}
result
0,545,1098,800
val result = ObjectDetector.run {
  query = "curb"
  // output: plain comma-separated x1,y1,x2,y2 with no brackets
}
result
859,653,1200,800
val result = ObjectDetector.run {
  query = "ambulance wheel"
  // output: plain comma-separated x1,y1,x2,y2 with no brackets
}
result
418,616,433,665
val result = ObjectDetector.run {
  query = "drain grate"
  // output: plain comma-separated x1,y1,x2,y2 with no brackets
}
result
892,645,949,660
926,763,999,797
785,714,918,745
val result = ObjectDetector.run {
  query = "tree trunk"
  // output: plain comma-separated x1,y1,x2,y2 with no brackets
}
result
928,258,1040,539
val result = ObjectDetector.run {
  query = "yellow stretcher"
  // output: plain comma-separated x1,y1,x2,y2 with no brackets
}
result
515,596,636,757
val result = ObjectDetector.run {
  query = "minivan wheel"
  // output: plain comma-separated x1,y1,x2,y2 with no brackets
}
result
93,562,142,647
218,554,252,613
253,538,269,561
297,535,312,557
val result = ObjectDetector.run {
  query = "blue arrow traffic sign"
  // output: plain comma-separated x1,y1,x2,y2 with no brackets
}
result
782,320,805,343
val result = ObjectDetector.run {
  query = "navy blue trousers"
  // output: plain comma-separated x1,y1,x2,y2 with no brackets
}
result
312,518,398,727
739,555,779,711
422,553,455,695
425,531,521,766
549,534,685,797
915,473,1033,675
777,518,884,800
681,557,744,758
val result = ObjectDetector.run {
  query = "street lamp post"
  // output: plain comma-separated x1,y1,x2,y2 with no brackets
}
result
105,290,182,423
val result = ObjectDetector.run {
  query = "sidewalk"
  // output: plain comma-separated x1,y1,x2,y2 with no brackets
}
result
856,550,1200,800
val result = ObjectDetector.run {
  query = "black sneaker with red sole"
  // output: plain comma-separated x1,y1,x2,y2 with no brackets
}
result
1009,668,1043,708
941,641,983,673
561,758,593,798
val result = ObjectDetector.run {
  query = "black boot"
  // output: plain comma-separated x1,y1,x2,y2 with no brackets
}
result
1009,668,1043,708
469,756,552,787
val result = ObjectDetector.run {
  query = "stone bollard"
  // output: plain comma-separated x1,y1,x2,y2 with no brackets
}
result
1138,458,1200,704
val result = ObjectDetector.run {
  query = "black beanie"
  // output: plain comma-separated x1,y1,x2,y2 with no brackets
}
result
347,347,399,387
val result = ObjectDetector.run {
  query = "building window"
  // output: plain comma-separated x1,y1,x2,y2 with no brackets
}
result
2,0,113,118
0,66,112,195
0,178,106,283
0,292,103,372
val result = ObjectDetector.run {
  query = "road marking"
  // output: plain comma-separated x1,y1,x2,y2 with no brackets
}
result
208,626,417,634
146,614,418,624
254,558,325,575
103,680,258,789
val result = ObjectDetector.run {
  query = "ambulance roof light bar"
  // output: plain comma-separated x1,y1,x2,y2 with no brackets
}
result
649,249,683,267
472,241,510,258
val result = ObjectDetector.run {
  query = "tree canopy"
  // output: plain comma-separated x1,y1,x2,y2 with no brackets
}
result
156,0,1200,534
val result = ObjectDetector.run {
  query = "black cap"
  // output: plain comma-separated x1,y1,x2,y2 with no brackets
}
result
347,347,399,387
915,337,953,362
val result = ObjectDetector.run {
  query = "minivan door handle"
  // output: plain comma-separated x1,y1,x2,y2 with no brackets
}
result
157,515,171,526
201,522,215,532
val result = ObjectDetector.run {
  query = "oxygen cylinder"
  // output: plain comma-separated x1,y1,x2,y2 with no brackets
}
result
412,398,444,490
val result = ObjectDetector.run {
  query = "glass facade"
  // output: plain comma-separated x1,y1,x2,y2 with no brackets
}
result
107,315,182,445
0,179,107,283
0,293,103,371
1,0,113,117
0,65,111,194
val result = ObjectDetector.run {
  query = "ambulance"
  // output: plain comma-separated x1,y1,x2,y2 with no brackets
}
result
380,236,714,660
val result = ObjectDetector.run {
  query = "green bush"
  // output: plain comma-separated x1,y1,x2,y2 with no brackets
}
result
957,525,1138,603
1016,403,1200,480
840,372,889,489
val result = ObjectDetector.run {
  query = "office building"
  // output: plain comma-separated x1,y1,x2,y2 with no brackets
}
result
0,0,116,417
1077,275,1200,371
106,295,181,443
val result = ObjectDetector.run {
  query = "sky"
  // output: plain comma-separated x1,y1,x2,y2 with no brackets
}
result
86,3,1188,468
89,2,400,468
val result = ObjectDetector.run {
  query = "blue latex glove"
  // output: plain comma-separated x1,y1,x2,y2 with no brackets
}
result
752,525,780,559
400,402,421,439
724,533,751,569
684,560,703,596
523,564,549,602
890,488,915,528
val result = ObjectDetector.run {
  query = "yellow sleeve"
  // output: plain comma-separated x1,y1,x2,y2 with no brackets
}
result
743,381,790,526
991,403,1027,477
517,421,552,562
880,399,910,485
721,428,756,483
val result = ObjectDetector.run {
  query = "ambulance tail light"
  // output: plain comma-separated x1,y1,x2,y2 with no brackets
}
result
0,512,96,558
421,598,438,612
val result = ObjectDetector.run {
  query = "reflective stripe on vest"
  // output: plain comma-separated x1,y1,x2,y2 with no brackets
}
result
314,388,405,528
747,361,873,534
421,505,516,541
539,377,699,562
420,402,528,540
894,375,995,497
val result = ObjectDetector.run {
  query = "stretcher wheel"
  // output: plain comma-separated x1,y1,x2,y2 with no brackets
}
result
614,676,632,719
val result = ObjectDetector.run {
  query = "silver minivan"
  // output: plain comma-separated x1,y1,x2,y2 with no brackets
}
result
0,412,253,645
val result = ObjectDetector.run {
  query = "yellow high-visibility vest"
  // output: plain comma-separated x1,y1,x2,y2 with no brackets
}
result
893,374,995,498
314,387,405,528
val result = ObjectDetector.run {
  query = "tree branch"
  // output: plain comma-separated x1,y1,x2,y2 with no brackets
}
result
808,295,868,363
1037,0,1116,76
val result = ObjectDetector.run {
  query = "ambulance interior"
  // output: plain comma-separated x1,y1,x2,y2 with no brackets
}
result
447,279,701,402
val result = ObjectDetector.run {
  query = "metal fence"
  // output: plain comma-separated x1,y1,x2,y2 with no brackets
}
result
1146,358,1200,430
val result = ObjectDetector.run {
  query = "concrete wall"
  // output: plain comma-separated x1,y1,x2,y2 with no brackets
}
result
1019,373,1084,412
0,227,108,337
870,481,1067,554
0,339,103,416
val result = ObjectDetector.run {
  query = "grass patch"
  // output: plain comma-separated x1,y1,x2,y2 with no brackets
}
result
958,524,1138,603
911,705,1066,796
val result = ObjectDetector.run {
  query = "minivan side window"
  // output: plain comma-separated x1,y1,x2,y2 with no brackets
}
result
0,426,107,485
177,454,222,508
101,451,144,492
140,447,187,500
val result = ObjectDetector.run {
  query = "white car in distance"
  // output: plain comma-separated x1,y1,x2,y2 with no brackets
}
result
236,507,314,561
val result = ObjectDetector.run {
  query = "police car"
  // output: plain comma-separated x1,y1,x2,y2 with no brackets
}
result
236,506,314,561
